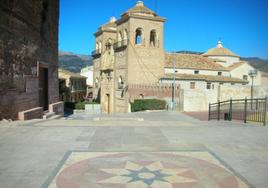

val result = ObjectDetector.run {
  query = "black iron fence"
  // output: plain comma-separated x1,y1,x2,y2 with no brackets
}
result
209,97,267,126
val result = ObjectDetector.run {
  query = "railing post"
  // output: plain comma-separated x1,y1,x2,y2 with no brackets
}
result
264,96,267,126
229,98,233,121
244,97,247,124
208,103,211,121
217,100,220,121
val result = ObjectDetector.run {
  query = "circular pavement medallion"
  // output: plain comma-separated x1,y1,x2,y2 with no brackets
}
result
56,152,242,188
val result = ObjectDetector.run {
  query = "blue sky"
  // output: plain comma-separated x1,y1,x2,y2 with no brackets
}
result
59,0,268,58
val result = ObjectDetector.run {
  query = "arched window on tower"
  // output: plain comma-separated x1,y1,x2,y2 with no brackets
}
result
118,76,124,89
118,31,122,42
96,42,99,51
106,39,113,51
135,28,143,45
98,42,102,53
123,29,128,46
123,29,128,40
150,30,157,47
118,31,123,47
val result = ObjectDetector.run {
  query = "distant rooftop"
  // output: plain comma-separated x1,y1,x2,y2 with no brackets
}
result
175,51,204,55
165,53,228,71
59,68,87,79
203,41,239,58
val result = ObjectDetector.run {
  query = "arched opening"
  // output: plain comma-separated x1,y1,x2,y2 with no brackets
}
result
150,30,157,47
98,41,102,53
106,39,113,50
135,28,143,45
118,76,124,89
95,42,99,50
123,29,128,40
118,31,122,42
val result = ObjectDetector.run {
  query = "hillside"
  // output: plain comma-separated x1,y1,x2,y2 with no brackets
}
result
242,57,268,73
58,51,268,73
58,51,92,73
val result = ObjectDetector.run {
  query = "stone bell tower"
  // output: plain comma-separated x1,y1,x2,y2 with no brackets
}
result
92,1,166,113
92,17,117,113
118,1,166,84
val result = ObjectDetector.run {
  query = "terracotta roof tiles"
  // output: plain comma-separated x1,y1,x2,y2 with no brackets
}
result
165,53,228,71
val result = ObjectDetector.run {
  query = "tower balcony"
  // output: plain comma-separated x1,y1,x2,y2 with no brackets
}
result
91,49,101,58
114,39,128,51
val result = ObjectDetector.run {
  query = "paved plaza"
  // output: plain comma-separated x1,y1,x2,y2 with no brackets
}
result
0,112,267,188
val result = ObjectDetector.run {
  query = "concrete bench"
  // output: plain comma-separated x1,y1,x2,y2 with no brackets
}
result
85,104,101,114
49,101,64,115
18,107,43,120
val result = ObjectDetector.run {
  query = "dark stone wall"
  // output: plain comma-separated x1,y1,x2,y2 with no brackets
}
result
0,0,59,120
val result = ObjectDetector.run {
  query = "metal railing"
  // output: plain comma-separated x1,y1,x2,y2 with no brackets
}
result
114,39,128,50
209,96,267,126
91,49,101,57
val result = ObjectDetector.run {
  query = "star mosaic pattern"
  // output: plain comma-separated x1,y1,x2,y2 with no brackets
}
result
46,151,251,188
99,161,197,187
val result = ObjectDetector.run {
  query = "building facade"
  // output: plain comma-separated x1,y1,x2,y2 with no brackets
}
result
0,0,61,120
93,1,166,113
92,1,266,113
59,69,87,103
80,66,94,97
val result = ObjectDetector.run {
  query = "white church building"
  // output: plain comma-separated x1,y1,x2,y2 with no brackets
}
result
160,41,264,111
161,41,262,90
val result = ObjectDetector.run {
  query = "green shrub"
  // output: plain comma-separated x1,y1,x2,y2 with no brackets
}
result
75,101,99,110
131,99,166,112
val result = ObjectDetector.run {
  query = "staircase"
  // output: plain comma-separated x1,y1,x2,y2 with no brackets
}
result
43,111,62,120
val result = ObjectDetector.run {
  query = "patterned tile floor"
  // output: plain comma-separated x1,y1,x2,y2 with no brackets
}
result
46,151,250,188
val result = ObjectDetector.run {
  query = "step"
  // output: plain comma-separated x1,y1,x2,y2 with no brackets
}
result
43,112,56,119
47,114,62,120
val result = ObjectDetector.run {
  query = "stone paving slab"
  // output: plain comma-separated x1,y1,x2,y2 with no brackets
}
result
0,112,267,188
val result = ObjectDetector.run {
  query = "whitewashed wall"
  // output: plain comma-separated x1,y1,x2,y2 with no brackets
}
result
230,63,261,86
183,89,218,111
254,86,268,98
261,74,268,86
183,85,251,111
81,66,94,86
161,79,240,90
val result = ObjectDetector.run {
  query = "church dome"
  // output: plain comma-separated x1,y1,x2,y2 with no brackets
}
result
203,41,239,58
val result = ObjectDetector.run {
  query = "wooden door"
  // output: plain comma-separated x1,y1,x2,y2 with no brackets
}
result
39,67,48,111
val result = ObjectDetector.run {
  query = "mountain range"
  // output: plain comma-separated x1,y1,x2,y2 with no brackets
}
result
241,57,268,72
58,51,268,73
58,51,93,73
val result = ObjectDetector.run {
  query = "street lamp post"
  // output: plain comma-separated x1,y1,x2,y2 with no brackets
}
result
172,53,178,111
249,69,257,109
